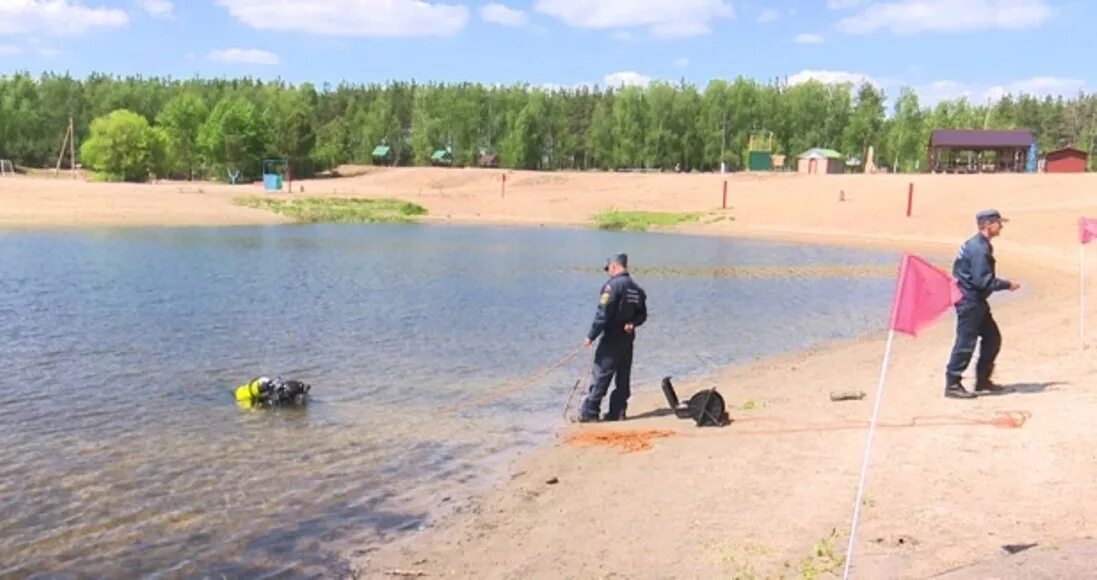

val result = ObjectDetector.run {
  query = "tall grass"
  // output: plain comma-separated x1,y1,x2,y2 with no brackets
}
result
594,210,702,232
235,196,427,224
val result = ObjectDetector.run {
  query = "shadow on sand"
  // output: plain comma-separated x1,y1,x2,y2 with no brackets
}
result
976,381,1067,397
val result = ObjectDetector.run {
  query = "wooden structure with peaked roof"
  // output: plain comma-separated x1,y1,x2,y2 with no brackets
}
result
1045,147,1088,173
797,148,845,174
430,148,453,167
372,144,394,166
928,129,1034,173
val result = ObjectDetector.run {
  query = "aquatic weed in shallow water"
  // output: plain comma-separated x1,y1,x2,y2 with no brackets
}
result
594,210,702,232
235,196,428,224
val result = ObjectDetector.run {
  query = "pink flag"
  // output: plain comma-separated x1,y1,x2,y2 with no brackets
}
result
1080,217,1097,245
888,254,962,337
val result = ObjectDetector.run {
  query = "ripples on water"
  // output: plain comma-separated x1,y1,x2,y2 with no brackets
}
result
1,224,898,577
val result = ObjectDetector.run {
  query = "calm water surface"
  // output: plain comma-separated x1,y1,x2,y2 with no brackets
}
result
1,224,899,577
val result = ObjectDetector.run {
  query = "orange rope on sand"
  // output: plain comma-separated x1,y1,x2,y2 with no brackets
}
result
726,410,1031,435
560,411,1029,453
563,429,677,453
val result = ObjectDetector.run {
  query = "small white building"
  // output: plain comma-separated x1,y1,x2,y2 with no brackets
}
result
797,148,846,175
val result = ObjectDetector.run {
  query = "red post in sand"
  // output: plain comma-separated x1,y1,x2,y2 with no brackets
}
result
840,189,846,202
501,172,506,199
906,182,914,217
722,180,728,209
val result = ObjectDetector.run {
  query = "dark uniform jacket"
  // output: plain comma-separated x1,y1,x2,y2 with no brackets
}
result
587,272,647,342
953,233,1012,302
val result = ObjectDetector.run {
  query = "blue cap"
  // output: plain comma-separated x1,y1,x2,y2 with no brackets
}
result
604,253,628,271
976,209,1008,225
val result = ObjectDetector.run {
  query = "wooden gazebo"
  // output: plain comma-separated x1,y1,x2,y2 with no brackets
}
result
928,129,1034,173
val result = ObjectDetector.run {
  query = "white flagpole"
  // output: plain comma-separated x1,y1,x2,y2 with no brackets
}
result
1081,244,1086,351
842,328,896,580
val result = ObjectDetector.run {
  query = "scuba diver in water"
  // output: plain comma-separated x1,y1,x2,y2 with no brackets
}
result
234,376,311,409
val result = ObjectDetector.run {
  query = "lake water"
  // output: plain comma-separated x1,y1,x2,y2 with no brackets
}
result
1,224,899,577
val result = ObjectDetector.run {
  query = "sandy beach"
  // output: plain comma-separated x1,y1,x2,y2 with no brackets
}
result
7,169,1097,578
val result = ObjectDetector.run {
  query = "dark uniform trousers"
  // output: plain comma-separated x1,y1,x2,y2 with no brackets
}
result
579,271,647,421
945,298,1001,385
945,231,1010,387
581,336,634,420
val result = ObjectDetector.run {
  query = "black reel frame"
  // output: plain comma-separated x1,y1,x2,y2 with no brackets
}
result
661,376,730,427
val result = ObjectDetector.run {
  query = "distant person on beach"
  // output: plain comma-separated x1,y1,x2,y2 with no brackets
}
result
945,209,1021,399
579,253,648,422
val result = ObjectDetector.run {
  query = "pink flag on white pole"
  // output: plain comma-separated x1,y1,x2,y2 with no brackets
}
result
1081,217,1097,245
845,253,960,578
888,254,961,337
1080,218,1096,349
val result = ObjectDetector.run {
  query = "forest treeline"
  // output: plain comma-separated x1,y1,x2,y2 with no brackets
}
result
0,72,1093,182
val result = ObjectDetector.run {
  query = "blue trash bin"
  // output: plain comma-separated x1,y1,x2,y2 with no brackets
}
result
263,174,282,191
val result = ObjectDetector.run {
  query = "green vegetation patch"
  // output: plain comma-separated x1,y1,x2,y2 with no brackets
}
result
594,210,702,232
235,196,427,224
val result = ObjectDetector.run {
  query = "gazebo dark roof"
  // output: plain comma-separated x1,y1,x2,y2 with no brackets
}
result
930,129,1034,148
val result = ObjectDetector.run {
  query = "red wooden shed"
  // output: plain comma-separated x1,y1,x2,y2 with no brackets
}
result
1045,147,1088,173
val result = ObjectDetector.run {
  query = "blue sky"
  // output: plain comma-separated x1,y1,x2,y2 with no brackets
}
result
0,0,1090,104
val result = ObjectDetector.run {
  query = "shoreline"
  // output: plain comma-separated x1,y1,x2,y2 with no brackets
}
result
357,252,1075,579
7,169,1097,577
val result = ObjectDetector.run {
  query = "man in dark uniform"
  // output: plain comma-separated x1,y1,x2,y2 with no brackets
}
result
944,209,1021,399
579,253,648,422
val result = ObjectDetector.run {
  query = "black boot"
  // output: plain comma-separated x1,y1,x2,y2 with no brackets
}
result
602,410,626,422
945,382,976,399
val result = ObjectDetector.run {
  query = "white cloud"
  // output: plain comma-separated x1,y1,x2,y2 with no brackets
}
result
827,0,864,8
137,0,173,18
789,69,876,87
36,47,62,57
915,76,1086,106
0,44,22,55
1000,76,1085,98
0,0,129,36
207,48,281,66
537,80,597,92
794,32,825,44
757,8,780,22
215,0,469,37
837,0,1053,35
604,71,654,88
534,0,734,37
673,57,690,68
480,3,527,27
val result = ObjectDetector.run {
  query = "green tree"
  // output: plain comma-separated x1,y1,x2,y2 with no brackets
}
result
587,98,614,169
3,71,1097,176
79,109,163,182
198,97,266,180
843,82,885,162
266,87,317,175
157,92,209,179
612,86,646,168
888,88,924,172
645,82,676,169
500,90,547,169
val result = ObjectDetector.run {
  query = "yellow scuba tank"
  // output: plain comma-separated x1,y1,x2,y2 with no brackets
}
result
234,377,270,406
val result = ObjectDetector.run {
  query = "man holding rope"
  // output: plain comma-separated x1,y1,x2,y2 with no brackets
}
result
578,253,648,422
945,209,1020,399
